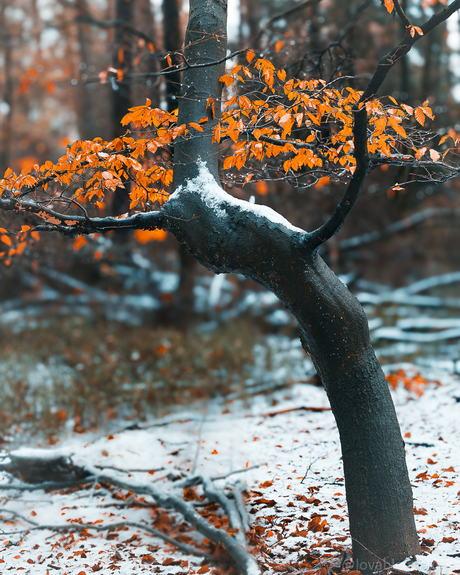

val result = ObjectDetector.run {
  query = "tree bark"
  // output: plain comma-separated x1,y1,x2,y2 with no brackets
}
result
163,178,420,573
173,0,227,185
164,0,421,572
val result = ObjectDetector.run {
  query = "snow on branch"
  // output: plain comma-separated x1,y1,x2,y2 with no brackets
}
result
171,161,306,236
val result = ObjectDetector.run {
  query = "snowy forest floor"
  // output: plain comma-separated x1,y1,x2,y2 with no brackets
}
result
0,310,460,574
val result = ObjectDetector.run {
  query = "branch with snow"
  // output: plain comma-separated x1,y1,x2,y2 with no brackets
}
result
0,450,260,575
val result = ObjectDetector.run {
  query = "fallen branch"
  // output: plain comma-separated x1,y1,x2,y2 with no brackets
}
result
339,207,460,251
233,480,250,534
357,291,460,308
183,465,264,487
200,475,245,542
0,450,91,485
1,520,210,558
89,468,261,575
0,450,260,575
262,406,330,418
397,270,460,295
372,326,460,343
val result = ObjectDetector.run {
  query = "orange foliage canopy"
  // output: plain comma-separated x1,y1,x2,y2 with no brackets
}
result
0,53,456,262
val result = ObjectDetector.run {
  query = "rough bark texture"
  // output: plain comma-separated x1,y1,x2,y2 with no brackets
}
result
173,0,227,186
162,188,420,572
164,1,421,571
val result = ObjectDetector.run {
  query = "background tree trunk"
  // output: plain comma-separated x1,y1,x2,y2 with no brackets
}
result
75,0,98,141
0,3,13,174
111,0,134,216
162,0,183,112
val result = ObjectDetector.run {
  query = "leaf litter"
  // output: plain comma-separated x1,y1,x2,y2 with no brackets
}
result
0,357,459,574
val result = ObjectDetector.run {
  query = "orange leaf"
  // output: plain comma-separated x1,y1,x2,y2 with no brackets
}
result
220,74,234,88
429,149,441,162
415,147,427,160
389,116,407,138
255,181,268,195
243,173,253,186
277,69,286,82
73,236,88,252
189,122,204,132
98,71,108,84
401,103,413,115
166,54,172,67
246,49,256,64
275,40,284,53
1,234,12,247
384,0,394,13
415,107,425,126
315,176,330,188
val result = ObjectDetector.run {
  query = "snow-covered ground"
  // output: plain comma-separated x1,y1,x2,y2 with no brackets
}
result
0,359,459,574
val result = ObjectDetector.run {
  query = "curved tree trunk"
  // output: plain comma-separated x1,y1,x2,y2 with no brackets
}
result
164,177,420,572
164,0,421,572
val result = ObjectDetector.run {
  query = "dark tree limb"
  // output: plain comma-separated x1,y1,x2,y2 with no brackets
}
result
363,0,460,102
88,468,260,575
393,0,412,29
305,106,369,250
303,0,460,250
0,195,167,237
76,14,156,46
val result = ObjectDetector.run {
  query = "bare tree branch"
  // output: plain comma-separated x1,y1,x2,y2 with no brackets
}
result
304,0,460,249
0,196,167,236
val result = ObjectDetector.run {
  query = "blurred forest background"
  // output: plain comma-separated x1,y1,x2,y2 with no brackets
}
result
1,0,460,443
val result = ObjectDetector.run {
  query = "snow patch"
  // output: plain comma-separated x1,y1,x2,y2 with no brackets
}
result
169,162,306,234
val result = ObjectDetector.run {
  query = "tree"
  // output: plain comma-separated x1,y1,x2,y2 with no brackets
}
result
1,0,460,572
